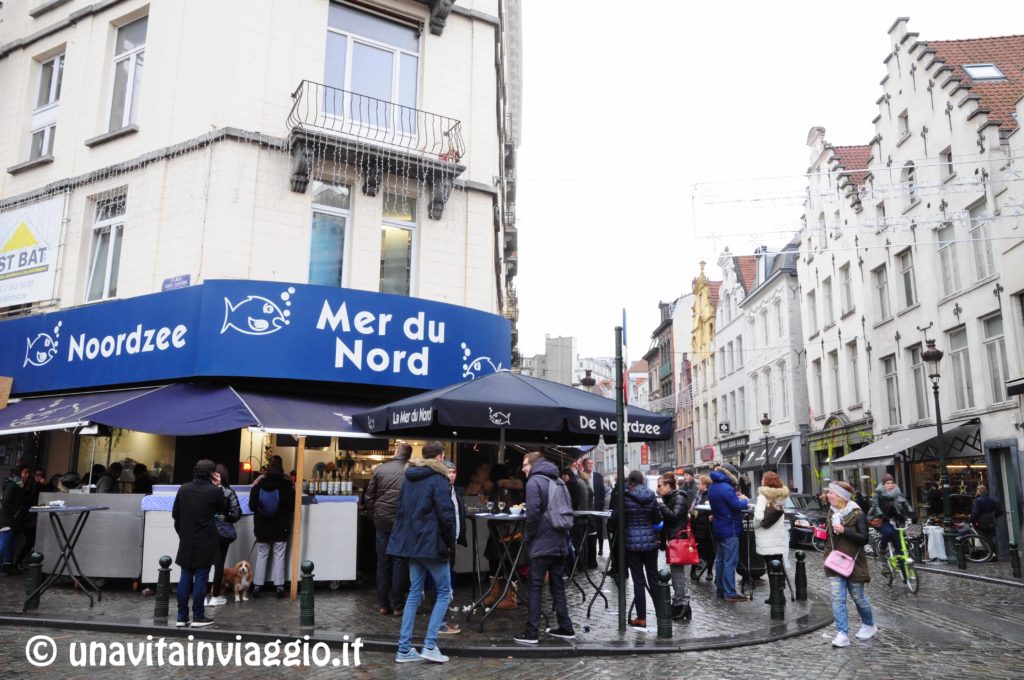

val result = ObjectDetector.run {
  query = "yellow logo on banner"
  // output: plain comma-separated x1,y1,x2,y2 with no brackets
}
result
2,222,38,252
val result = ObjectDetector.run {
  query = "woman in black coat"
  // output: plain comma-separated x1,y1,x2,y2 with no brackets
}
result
171,460,226,626
658,473,692,621
690,474,715,581
611,470,661,628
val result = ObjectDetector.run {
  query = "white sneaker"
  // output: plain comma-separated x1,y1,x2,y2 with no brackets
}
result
855,624,878,640
831,632,850,648
207,596,228,606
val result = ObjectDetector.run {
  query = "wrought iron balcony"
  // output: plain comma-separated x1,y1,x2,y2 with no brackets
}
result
286,80,466,219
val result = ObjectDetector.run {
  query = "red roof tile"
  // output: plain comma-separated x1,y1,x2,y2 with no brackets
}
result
833,145,872,187
734,255,758,292
708,281,722,308
629,360,648,373
917,35,1024,132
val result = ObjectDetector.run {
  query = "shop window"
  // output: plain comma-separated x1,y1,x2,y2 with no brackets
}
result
85,194,126,302
308,181,351,287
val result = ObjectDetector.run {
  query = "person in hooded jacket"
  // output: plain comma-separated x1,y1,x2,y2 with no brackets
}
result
753,471,791,597
611,470,662,628
248,460,295,598
387,442,455,664
707,463,749,602
871,474,913,560
363,442,412,615
513,452,575,644
657,472,692,621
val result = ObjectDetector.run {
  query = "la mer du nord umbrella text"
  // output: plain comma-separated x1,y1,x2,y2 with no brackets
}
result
578,415,664,437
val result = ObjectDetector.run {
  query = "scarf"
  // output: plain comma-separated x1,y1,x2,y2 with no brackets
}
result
831,500,858,528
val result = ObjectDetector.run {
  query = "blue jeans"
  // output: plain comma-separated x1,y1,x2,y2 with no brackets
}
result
828,576,874,634
376,530,408,610
0,530,12,566
177,566,211,623
713,536,739,598
398,559,451,654
878,522,898,556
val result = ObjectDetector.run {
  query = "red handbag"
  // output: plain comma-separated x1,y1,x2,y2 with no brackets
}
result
667,528,700,566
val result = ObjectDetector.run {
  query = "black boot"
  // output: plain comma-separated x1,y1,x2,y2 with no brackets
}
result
671,604,684,620
275,586,286,598
681,604,692,621
250,586,261,599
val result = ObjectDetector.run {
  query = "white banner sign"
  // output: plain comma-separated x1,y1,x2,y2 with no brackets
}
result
0,195,64,307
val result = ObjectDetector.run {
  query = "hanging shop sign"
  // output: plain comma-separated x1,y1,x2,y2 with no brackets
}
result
0,279,511,395
0,195,65,307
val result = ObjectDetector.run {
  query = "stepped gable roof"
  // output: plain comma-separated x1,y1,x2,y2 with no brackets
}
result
918,34,1024,132
833,145,872,187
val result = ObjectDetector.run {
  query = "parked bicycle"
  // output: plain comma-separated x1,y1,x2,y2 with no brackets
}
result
922,516,996,563
880,522,920,593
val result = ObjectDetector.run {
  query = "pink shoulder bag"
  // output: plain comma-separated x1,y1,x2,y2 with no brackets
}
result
823,516,860,577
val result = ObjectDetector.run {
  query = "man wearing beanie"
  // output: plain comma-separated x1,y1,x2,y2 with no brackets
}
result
707,463,749,602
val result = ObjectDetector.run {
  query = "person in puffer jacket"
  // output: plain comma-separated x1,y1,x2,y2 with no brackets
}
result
753,471,791,575
611,470,662,628
707,463,749,602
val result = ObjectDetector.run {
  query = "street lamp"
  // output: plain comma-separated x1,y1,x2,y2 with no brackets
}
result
760,412,772,477
921,338,955,562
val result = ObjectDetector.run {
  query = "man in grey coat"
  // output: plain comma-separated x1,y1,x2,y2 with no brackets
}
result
514,452,575,645
363,442,411,614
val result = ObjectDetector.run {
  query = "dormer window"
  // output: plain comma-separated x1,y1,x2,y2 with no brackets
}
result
962,63,1004,81
897,110,910,139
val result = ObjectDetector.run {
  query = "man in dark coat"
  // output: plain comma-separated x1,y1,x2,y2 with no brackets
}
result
171,459,226,627
388,442,455,664
582,458,606,558
679,468,699,507
707,463,749,602
248,460,295,598
561,467,590,571
970,485,1003,545
514,452,575,645
363,442,411,614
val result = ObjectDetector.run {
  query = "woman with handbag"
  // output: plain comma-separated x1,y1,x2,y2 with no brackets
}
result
753,471,791,579
823,481,877,648
657,473,692,621
207,464,243,607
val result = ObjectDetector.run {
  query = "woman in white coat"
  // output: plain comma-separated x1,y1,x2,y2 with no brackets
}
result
753,471,791,573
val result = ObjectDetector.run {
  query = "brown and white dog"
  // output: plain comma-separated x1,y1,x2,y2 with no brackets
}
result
223,560,253,602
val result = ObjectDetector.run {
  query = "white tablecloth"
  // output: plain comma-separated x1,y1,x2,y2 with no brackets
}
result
923,525,947,561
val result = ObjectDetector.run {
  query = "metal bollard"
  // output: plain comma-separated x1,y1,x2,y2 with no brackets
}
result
794,550,807,601
154,555,172,619
955,536,967,570
300,561,315,627
1010,543,1022,579
24,552,44,610
655,568,673,639
768,560,785,621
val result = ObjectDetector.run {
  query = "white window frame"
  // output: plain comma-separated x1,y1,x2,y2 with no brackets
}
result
902,162,918,207
379,194,417,296
308,181,352,288
778,361,789,418
840,264,853,315
948,327,975,411
735,336,743,368
898,110,910,138
847,341,860,405
941,147,954,178
807,290,817,336
823,277,834,324
983,315,1011,403
775,300,784,338
883,355,901,426
737,387,745,429
764,367,774,419
937,222,961,296
85,194,126,302
761,310,769,345
752,374,760,418
829,350,841,412
897,249,917,309
967,203,995,281
910,344,930,421
874,264,891,320
813,359,824,416
108,17,147,132
29,53,64,160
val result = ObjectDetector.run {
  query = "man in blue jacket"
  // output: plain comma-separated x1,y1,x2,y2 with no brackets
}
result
707,463,749,602
387,442,455,664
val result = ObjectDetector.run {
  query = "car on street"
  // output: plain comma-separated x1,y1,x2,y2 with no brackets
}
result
785,493,828,547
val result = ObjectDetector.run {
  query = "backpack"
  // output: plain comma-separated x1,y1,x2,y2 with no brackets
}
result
541,476,574,531
256,487,280,516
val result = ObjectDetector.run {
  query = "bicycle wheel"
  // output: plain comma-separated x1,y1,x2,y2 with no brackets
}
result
904,563,919,594
962,535,994,563
870,536,884,560
811,535,826,552
881,546,895,586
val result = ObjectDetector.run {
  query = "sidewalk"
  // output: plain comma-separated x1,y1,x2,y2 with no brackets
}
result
914,556,1024,588
0,558,832,657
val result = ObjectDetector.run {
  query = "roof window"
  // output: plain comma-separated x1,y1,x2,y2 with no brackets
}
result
962,63,1005,80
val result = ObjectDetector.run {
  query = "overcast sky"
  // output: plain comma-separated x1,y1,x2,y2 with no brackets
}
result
514,2,1024,361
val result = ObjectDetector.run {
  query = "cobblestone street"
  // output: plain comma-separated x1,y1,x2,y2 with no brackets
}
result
1,551,1022,677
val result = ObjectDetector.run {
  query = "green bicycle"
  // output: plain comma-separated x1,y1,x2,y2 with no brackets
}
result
880,523,920,594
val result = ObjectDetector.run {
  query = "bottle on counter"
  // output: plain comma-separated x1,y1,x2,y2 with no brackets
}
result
342,468,351,495
330,470,338,496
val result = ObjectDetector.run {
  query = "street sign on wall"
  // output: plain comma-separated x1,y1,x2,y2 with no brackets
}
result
0,279,511,395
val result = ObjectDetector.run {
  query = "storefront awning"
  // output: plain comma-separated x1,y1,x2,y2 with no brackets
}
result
830,420,980,471
90,384,257,436
0,387,158,436
738,440,792,472
235,389,374,438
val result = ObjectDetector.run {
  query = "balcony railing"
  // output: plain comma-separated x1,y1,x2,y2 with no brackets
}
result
287,80,465,163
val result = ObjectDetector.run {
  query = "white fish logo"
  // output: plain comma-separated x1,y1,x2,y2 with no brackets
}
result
488,407,511,426
23,321,62,367
220,289,294,336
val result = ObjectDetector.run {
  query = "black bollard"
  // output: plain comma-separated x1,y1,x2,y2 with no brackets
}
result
955,536,967,570
300,561,315,627
768,560,785,621
1010,543,1022,579
154,555,172,619
655,568,673,639
794,550,807,601
24,552,44,610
